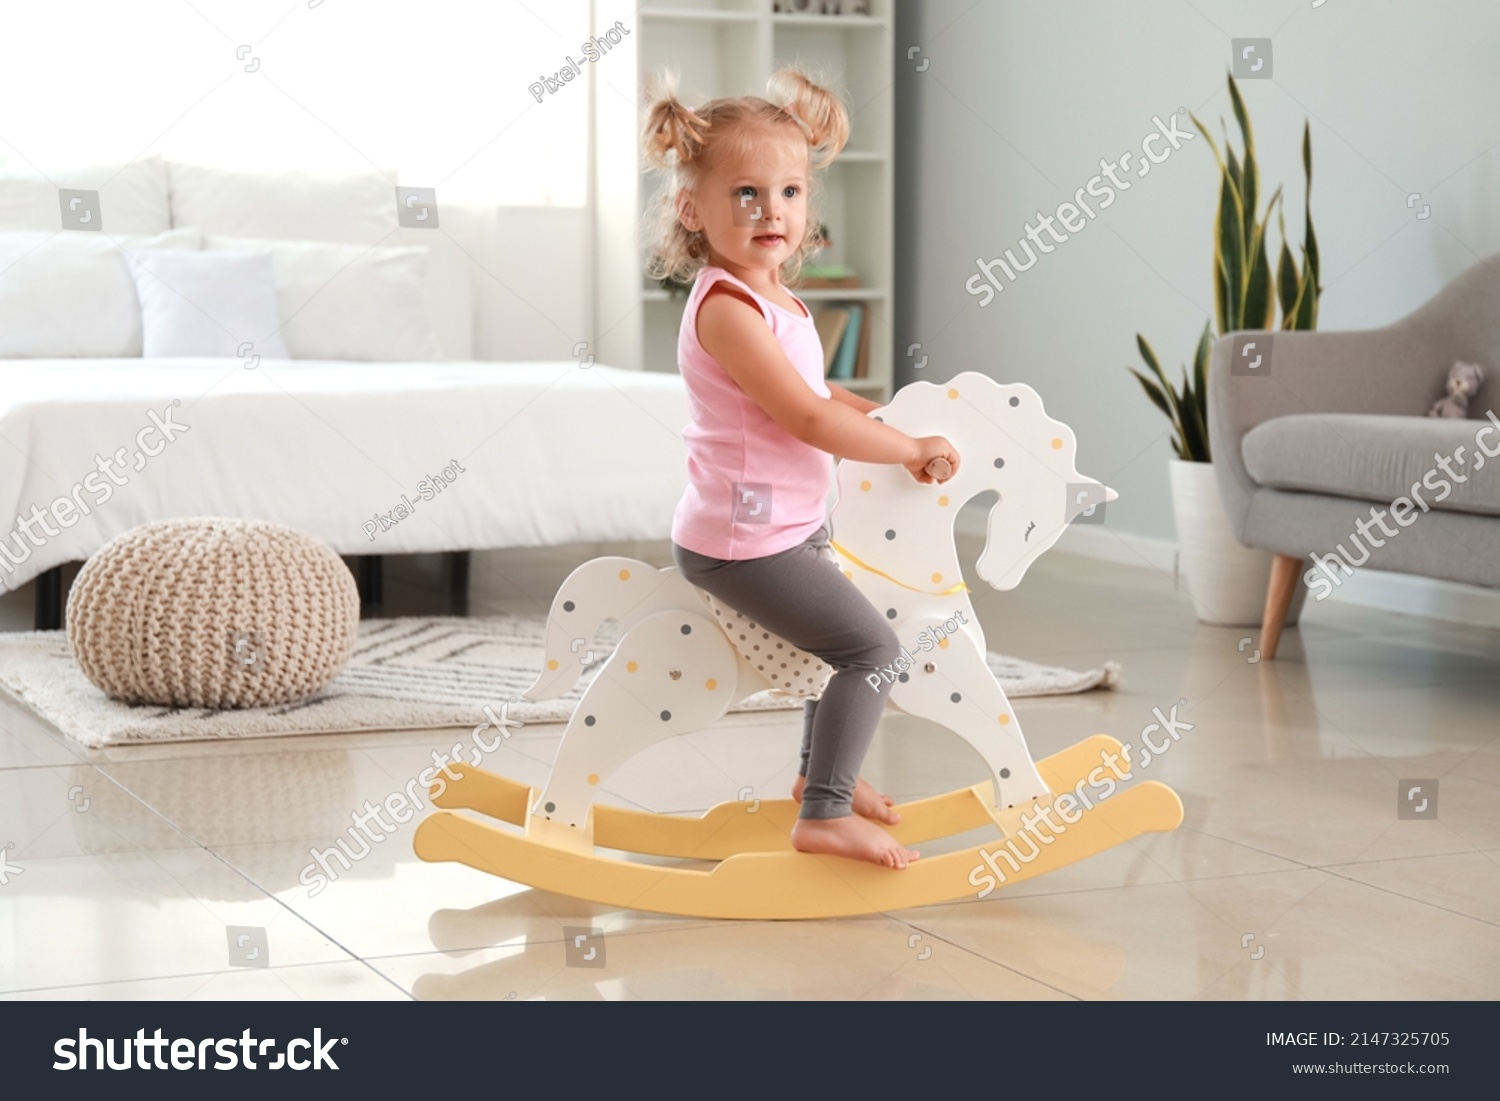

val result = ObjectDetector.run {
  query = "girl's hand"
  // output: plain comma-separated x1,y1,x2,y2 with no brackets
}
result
905,436,960,484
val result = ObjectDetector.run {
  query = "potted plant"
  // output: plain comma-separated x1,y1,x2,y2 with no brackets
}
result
1130,75,1320,626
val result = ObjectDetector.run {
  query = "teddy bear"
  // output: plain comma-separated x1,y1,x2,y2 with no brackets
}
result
1428,361,1484,418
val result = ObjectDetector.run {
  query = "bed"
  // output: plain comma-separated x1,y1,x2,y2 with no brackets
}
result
1,157,692,627
0,360,690,620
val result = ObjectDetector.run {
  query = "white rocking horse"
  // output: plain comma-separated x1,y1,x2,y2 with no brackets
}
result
415,374,1183,918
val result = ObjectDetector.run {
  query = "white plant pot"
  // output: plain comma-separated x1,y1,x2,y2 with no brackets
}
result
1168,459,1306,628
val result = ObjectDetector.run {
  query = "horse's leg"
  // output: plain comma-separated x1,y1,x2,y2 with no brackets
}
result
531,609,740,829
885,617,1050,809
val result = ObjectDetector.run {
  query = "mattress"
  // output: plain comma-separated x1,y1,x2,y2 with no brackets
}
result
0,360,690,591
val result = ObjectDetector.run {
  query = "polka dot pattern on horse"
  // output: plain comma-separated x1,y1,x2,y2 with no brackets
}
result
701,593,833,697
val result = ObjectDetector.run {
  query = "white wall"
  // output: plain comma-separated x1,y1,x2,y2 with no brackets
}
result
894,0,1500,542
444,206,593,362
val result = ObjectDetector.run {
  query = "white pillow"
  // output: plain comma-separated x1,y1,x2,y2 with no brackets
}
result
204,234,440,361
169,162,398,244
0,155,171,234
127,249,290,359
397,223,473,360
0,226,200,358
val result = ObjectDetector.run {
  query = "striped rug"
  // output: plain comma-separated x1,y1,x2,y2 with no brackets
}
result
0,614,1119,748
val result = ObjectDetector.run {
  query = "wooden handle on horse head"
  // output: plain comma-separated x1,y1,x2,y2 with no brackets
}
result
924,457,952,481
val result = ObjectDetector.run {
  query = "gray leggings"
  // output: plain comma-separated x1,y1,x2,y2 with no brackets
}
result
672,526,902,819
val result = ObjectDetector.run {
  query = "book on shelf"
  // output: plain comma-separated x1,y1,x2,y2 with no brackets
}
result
829,305,862,380
813,307,850,375
853,299,872,378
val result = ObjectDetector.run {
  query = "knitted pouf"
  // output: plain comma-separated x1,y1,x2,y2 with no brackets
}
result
66,518,360,709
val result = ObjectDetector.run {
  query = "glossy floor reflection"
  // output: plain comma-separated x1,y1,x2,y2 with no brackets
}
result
1,541,1496,1000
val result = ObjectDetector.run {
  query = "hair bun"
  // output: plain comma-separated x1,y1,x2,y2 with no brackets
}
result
642,70,709,169
767,67,850,168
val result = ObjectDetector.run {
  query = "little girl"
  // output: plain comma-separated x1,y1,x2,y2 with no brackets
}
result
643,68,960,870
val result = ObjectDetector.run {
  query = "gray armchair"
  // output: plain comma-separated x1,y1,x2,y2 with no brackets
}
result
1210,252,1500,659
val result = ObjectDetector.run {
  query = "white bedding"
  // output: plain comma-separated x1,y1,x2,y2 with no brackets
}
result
0,361,690,591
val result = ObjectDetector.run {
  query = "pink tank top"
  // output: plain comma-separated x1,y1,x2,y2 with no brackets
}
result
671,265,832,560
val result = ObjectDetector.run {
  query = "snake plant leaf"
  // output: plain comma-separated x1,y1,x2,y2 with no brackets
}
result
1282,250,1311,330
1194,113,1240,332
1300,120,1321,329
1229,74,1258,249
1193,321,1212,413
1136,332,1171,393
1244,217,1275,330
1216,164,1246,331
1129,367,1176,421
1248,184,1282,329
1276,204,1299,321
1214,247,1230,334
1135,334,1187,443
1178,369,1210,463
1189,113,1222,165
1226,140,1243,206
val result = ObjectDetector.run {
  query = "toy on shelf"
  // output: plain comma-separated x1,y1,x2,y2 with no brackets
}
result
414,373,1184,919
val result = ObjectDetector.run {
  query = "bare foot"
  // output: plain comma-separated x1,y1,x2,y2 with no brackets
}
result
791,816,921,869
791,775,900,825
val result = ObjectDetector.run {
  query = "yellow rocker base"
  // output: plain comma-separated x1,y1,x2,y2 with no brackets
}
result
413,735,1184,920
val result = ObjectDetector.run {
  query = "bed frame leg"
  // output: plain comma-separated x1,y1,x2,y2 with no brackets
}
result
34,566,64,631
448,550,471,616
356,555,384,619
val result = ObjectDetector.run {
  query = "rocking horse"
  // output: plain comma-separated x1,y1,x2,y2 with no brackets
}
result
414,374,1184,918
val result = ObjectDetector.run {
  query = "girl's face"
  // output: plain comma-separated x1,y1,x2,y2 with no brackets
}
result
682,127,809,281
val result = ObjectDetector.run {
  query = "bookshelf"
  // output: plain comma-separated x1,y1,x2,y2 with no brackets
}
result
592,0,895,401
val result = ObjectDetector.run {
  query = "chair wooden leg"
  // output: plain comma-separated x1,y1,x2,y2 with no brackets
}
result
1261,554,1304,660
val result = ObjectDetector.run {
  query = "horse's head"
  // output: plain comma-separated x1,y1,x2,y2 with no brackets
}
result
837,373,1115,591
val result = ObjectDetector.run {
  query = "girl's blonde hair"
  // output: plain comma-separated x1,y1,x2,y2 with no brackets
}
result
641,67,850,286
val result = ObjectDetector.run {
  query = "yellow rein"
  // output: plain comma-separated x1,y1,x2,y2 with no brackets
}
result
830,540,970,597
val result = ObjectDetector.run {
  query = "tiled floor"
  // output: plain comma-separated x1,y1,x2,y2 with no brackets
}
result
1,540,1496,1000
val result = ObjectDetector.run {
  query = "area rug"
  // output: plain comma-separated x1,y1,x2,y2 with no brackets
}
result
0,614,1120,749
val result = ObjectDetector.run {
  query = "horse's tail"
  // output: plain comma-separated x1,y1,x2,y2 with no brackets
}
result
523,557,687,700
